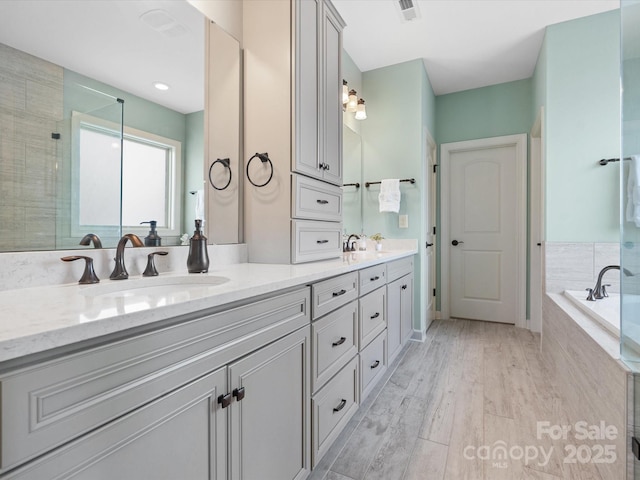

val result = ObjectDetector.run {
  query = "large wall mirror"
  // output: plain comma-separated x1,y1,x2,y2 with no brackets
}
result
342,124,363,235
0,0,240,252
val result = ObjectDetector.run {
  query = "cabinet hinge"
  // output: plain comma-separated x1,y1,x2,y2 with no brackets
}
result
433,288,436,297
432,164,438,173
432,226,436,235
633,437,640,461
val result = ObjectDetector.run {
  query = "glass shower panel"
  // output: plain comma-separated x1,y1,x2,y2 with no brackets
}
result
55,87,123,250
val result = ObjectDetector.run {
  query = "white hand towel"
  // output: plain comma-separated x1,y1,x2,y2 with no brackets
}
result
379,179,401,213
195,189,205,221
626,156,640,227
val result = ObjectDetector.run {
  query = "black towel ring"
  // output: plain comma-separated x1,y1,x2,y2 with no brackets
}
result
208,158,232,191
246,152,274,188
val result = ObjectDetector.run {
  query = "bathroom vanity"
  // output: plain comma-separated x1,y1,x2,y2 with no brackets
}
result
0,249,416,479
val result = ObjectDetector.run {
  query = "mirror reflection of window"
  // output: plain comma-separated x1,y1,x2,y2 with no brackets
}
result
75,113,182,239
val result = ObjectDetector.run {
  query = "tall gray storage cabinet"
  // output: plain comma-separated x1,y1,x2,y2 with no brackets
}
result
244,0,346,264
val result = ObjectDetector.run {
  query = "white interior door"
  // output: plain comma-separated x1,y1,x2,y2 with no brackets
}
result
441,135,527,326
425,134,437,326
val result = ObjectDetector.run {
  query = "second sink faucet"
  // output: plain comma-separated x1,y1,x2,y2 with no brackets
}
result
110,233,144,280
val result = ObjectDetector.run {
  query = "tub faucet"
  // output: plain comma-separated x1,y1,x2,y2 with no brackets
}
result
587,265,636,301
110,233,143,280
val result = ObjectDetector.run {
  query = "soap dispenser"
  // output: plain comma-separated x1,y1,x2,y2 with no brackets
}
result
187,219,209,273
140,221,162,246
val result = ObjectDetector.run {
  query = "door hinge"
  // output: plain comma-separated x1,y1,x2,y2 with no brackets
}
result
433,288,436,297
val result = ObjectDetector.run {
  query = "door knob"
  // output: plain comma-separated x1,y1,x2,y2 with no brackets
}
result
451,240,464,246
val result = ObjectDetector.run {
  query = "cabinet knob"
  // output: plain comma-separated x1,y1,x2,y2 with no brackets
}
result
370,360,380,369
333,398,347,413
233,387,245,402
217,393,232,409
332,336,347,347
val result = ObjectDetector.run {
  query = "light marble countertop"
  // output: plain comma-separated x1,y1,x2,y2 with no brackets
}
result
0,248,416,363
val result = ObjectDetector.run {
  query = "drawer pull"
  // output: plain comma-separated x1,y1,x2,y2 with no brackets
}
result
316,199,329,205
218,393,232,409
332,289,347,297
333,399,347,413
317,239,329,244
233,387,245,402
402,284,408,290
370,312,380,319
332,336,347,347
371,360,380,369
370,275,380,281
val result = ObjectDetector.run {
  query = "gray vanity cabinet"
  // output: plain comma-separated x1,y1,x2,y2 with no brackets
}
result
387,257,415,365
0,288,311,480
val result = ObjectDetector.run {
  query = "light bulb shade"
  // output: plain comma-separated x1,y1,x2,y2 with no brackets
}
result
355,98,367,120
347,89,358,112
342,80,349,104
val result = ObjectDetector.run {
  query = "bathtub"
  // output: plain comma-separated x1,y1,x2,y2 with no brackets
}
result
564,290,620,336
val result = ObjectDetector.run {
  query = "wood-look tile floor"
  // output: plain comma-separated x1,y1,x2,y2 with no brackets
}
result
308,318,608,480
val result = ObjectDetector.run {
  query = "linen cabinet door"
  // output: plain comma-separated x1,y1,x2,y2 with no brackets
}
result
228,326,310,480
386,277,403,365
401,274,414,344
4,367,228,480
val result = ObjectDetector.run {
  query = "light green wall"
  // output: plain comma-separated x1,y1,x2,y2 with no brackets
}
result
543,10,621,242
436,78,533,144
361,58,436,332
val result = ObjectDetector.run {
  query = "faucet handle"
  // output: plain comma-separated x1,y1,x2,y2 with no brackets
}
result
585,288,595,301
61,256,100,284
601,284,611,298
143,251,169,277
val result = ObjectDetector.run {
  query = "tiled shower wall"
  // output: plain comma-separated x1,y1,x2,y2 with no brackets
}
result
0,43,62,251
545,242,620,293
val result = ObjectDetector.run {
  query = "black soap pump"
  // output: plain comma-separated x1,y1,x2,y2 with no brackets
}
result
140,221,162,246
187,219,209,273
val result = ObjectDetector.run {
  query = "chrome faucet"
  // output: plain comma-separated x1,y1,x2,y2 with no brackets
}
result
79,233,102,249
587,265,636,301
110,233,144,280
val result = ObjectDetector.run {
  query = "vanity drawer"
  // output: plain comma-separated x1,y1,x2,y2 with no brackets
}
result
360,329,387,401
292,220,342,264
358,264,386,296
0,288,309,472
386,256,414,283
311,271,359,319
312,356,359,467
292,174,343,222
312,301,358,392
359,287,386,349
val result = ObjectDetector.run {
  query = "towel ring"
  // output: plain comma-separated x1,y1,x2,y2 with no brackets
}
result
208,158,232,191
246,152,274,188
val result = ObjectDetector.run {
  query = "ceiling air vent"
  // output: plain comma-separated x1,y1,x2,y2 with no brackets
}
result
396,0,421,22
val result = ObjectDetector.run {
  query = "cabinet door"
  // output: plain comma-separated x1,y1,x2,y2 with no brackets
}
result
293,0,321,179
6,368,228,480
401,275,414,343
228,327,310,480
320,0,343,185
386,278,403,365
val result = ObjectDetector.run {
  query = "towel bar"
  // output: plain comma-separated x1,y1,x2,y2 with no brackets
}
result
365,178,415,188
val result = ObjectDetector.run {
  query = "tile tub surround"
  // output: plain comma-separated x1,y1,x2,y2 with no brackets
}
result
542,293,629,480
545,242,620,294
0,245,417,362
0,243,248,292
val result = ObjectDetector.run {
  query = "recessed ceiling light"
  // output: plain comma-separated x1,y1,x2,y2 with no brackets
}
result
154,82,170,91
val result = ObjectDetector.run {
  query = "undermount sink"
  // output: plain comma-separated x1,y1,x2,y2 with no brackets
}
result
80,275,230,298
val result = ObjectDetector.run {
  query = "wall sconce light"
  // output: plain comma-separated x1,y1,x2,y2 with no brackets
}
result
343,79,367,120
355,98,367,120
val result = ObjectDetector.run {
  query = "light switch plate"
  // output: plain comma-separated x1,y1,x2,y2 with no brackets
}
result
399,214,408,228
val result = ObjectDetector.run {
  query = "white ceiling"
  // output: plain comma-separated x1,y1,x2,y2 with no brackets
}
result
333,0,620,95
0,1,204,114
